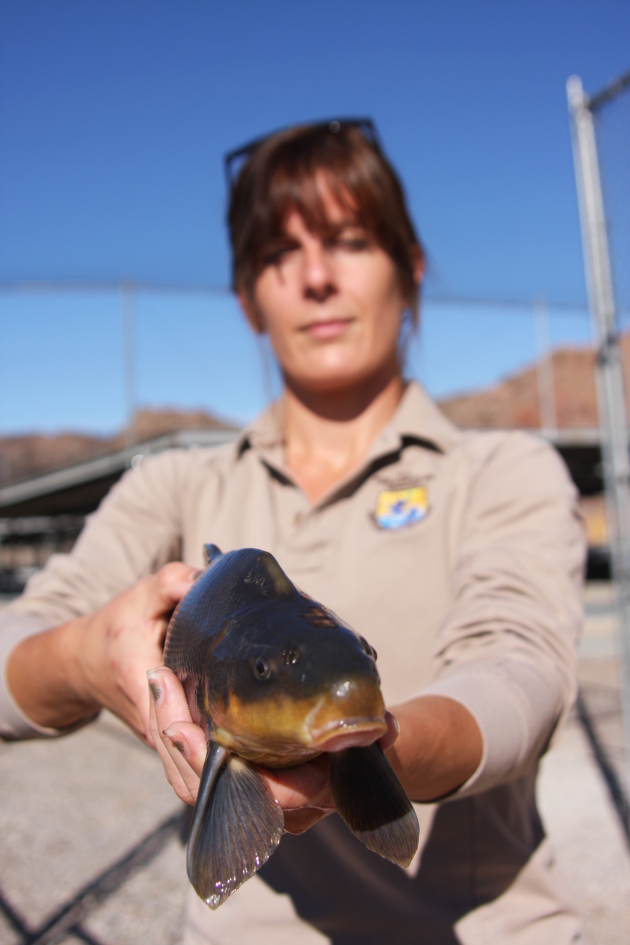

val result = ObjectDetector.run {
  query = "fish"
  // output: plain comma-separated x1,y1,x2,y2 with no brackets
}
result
163,544,419,908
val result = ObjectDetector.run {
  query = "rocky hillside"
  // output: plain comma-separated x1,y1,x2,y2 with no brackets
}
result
0,408,234,486
1,335,627,487
438,333,630,429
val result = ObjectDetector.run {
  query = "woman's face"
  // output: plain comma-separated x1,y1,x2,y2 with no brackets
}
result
242,185,420,395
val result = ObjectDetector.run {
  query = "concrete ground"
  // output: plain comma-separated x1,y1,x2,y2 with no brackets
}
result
0,585,629,944
0,709,188,945
536,581,630,945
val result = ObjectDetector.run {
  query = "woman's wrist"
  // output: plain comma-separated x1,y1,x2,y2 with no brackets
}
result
6,616,101,730
6,565,202,742
385,695,483,803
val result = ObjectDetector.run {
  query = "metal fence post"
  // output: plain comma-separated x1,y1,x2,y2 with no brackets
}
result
120,281,137,448
533,296,558,438
568,74,630,790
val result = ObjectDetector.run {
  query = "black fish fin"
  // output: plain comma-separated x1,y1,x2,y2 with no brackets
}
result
249,551,295,597
187,744,284,908
203,544,223,567
329,742,419,868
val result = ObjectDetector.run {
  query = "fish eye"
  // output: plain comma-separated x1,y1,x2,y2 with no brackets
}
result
253,656,271,680
359,636,377,661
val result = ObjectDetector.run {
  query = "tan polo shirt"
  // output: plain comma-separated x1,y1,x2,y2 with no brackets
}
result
0,382,585,943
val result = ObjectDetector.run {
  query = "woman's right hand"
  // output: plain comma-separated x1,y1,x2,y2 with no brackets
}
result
7,563,201,743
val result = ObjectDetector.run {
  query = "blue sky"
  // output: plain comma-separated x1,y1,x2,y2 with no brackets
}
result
0,1,628,434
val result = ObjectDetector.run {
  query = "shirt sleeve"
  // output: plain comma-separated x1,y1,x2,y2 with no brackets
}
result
0,449,188,740
420,431,586,797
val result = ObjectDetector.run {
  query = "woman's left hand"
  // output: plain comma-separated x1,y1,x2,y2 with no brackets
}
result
148,665,400,834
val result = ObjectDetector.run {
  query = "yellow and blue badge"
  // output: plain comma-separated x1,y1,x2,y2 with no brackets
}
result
374,486,429,530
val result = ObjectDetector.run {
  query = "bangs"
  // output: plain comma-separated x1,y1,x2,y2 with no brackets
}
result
260,148,380,244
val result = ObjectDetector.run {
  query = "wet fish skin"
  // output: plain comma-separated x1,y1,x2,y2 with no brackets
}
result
165,544,386,766
164,544,419,908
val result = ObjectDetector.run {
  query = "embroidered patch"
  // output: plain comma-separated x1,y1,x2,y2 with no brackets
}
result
374,486,428,530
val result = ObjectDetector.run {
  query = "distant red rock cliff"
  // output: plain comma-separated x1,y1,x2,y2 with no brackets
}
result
0,408,234,485
436,336,630,429
2,336,628,487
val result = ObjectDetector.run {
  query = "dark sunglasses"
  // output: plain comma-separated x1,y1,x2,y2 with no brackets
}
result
223,117,380,191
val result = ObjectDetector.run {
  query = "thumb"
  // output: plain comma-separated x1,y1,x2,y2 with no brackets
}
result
146,562,203,622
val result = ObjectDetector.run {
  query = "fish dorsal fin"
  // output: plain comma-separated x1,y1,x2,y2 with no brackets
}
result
246,551,295,598
203,544,223,567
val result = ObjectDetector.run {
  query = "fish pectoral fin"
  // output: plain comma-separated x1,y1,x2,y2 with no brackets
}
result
329,743,419,868
203,544,223,567
187,744,284,908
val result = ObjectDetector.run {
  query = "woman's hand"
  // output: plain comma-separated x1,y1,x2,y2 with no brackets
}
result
7,563,201,744
148,666,401,834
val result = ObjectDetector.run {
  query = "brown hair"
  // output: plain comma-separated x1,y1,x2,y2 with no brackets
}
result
227,121,424,325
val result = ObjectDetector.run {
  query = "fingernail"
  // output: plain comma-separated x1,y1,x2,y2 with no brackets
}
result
164,727,190,758
391,714,400,736
147,670,163,705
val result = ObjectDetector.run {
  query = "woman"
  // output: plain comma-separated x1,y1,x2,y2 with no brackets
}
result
1,121,584,944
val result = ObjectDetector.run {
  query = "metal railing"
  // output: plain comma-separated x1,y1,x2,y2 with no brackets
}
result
568,67,630,793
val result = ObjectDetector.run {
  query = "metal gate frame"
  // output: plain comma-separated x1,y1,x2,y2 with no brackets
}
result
568,68,630,792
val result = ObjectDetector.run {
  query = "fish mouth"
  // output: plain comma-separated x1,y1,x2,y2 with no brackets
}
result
308,716,387,752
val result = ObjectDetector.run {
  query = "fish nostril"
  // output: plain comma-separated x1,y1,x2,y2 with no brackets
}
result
283,647,301,666
253,656,271,680
359,636,377,662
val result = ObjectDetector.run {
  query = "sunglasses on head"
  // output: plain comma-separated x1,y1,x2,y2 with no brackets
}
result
223,117,380,191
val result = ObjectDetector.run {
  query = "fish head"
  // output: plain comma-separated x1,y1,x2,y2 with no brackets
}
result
207,594,387,758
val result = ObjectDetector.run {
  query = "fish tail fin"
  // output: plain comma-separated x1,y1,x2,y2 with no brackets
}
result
188,744,284,908
329,743,419,868
203,544,223,567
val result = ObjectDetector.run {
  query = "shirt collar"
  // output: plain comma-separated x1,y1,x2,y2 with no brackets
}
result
237,398,286,455
237,381,460,464
378,379,461,455
237,382,462,510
